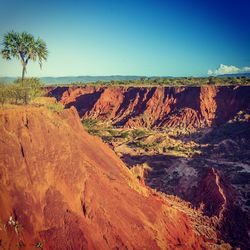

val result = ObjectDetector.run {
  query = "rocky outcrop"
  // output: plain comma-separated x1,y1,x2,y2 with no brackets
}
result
192,168,227,219
0,107,229,249
48,85,250,130
193,168,250,249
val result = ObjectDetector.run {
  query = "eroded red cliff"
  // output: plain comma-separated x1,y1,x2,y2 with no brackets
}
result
0,107,230,249
48,85,250,130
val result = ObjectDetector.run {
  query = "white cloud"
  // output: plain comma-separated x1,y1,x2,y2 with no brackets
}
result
242,66,250,72
207,69,213,75
208,64,250,75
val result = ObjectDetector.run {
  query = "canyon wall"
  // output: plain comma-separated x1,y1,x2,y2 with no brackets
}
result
49,85,250,130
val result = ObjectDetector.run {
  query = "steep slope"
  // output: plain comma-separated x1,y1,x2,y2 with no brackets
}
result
0,107,230,249
48,85,250,130
190,168,227,219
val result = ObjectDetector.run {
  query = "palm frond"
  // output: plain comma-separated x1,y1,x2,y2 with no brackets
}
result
1,31,48,77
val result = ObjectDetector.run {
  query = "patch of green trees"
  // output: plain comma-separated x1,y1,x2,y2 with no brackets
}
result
0,78,44,106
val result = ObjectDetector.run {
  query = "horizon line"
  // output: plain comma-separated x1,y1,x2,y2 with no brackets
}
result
1,74,249,78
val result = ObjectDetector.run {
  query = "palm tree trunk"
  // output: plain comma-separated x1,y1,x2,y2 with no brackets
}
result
21,63,28,104
22,65,25,82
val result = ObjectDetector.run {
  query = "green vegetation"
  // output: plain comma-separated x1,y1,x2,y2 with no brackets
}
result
0,78,44,105
34,240,45,249
131,129,147,138
80,118,200,157
81,118,102,136
120,131,129,138
45,102,64,112
130,141,158,150
46,76,250,88
82,118,98,129
101,129,130,142
1,31,48,81
0,82,9,105
0,32,50,107
102,135,113,143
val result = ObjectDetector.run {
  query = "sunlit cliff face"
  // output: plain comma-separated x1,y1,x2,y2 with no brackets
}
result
49,85,250,130
0,106,232,249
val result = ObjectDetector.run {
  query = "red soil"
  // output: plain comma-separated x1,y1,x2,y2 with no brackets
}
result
0,107,229,249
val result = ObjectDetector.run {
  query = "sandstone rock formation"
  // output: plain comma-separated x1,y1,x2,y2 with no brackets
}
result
0,107,230,249
48,85,250,130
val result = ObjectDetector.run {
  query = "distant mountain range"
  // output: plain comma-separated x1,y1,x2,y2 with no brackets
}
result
0,73,249,84
0,75,147,84
217,73,250,78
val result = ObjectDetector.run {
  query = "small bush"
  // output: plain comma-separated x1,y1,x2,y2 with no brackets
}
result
34,240,45,249
120,131,129,138
102,135,113,143
131,129,147,138
88,129,101,136
130,141,157,150
82,118,98,129
12,78,44,104
0,78,44,105
0,83,10,106
107,129,120,137
46,102,64,112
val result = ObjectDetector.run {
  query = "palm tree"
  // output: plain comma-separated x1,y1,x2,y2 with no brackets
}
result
1,31,48,81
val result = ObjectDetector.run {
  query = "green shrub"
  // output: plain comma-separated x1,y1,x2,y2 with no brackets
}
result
131,129,147,138
0,78,44,105
0,83,10,106
102,135,113,143
130,141,158,150
120,131,129,138
82,118,98,129
107,129,120,137
87,128,101,136
34,240,45,249
12,78,44,104
46,103,64,112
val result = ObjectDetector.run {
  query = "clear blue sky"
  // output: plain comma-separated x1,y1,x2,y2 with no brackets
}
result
0,0,250,77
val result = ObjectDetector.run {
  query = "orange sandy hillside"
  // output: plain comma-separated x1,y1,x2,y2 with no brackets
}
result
0,106,230,249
